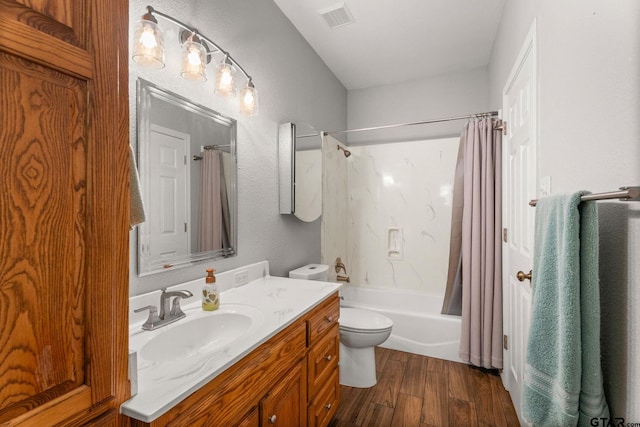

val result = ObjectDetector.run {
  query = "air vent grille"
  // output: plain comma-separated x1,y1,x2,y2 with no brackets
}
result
319,3,355,29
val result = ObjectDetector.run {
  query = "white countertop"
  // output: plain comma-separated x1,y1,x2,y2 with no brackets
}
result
120,274,341,422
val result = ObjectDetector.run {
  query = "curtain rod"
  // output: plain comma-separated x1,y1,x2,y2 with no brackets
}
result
529,186,640,207
322,110,501,136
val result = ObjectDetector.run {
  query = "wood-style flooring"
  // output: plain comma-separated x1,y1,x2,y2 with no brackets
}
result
330,347,520,427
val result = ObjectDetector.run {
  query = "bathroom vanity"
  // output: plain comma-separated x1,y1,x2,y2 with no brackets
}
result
122,262,340,426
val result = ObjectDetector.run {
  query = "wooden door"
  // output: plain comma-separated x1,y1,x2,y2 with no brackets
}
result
501,21,537,423
261,363,306,427
0,1,129,425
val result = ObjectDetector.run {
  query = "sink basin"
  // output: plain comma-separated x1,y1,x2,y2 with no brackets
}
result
139,311,253,363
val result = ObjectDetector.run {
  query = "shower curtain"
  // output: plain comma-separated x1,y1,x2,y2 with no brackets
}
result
443,118,503,369
198,149,222,251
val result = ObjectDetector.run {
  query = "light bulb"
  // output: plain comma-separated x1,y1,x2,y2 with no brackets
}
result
239,81,258,117
215,58,237,97
132,18,165,69
181,40,207,81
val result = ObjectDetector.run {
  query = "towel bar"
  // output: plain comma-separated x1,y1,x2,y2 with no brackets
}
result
529,186,640,207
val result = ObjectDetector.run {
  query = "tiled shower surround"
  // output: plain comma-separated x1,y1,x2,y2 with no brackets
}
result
323,136,459,295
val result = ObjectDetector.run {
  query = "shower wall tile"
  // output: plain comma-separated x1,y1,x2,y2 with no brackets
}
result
321,136,348,279
347,137,459,294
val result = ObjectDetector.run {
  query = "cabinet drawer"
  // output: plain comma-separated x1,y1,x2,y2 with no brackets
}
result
308,369,339,427
307,295,340,345
308,324,339,398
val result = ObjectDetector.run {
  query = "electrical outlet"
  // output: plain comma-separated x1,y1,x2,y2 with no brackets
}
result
235,270,249,286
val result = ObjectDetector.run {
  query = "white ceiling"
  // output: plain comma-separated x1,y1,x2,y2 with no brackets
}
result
273,0,506,90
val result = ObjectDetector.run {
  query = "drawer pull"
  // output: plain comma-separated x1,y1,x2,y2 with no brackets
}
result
325,403,332,410
325,354,332,361
269,414,277,424
326,316,333,323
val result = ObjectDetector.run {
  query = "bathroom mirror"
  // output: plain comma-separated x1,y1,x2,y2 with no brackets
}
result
137,79,237,276
278,122,322,222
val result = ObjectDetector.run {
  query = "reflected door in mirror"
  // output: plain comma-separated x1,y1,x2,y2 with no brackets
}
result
149,124,190,261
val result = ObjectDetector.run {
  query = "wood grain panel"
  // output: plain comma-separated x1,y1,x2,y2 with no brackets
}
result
262,362,306,427
150,320,307,427
390,393,422,427
371,359,405,408
0,0,92,79
0,51,86,421
308,323,339,397
2,0,84,46
0,0,129,424
421,369,449,427
308,295,339,345
400,354,429,398
309,369,339,427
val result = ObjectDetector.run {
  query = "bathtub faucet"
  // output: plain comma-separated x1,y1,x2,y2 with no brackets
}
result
337,275,350,283
335,257,347,274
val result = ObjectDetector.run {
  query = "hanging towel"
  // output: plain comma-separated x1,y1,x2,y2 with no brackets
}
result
129,144,146,229
522,193,609,426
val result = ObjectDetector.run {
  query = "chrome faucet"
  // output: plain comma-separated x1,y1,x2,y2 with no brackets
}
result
134,288,194,331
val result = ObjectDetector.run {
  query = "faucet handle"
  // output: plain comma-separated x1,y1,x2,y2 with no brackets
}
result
134,305,161,331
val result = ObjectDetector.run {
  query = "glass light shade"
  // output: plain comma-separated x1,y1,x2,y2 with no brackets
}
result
239,82,258,117
181,41,207,81
214,60,237,97
132,19,165,69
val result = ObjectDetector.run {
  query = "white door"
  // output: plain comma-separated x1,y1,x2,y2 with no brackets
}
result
501,22,537,422
148,124,190,263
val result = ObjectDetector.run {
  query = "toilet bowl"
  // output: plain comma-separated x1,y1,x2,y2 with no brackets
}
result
288,264,393,388
339,307,393,388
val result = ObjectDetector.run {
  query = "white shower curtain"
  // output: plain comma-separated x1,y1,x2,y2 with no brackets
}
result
455,118,503,370
198,149,222,252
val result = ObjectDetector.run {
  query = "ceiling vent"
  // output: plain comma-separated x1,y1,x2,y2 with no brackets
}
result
318,3,355,29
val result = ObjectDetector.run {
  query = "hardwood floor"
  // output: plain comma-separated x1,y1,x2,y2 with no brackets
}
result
330,347,520,427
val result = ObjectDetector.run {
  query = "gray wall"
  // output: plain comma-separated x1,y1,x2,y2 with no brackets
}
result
129,0,347,295
347,67,490,144
489,0,640,419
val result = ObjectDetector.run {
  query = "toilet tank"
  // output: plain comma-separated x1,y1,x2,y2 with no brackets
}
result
289,264,329,281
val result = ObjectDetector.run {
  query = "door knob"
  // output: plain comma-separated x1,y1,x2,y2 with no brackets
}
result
516,270,532,282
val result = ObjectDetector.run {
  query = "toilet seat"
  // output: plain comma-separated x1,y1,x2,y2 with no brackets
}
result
340,307,393,332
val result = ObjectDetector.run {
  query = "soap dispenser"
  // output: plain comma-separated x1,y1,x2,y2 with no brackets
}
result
202,268,220,311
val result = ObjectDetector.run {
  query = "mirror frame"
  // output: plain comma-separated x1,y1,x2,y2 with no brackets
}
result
136,79,238,276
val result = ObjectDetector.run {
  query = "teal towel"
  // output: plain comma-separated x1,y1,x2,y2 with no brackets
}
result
522,193,609,426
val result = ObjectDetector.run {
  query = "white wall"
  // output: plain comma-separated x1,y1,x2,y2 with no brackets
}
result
129,0,347,295
347,67,490,145
489,0,640,418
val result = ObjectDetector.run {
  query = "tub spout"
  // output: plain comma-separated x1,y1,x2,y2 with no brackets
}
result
337,275,350,283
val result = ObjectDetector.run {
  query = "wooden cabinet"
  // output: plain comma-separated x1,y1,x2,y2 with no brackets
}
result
306,296,340,427
0,1,130,426
260,362,306,426
128,293,341,427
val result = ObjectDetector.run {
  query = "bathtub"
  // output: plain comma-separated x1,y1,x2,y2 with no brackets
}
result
339,286,462,363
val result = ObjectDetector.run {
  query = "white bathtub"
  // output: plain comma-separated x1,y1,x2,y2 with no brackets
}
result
339,286,462,363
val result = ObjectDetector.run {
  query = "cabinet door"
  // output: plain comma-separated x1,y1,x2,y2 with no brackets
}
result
236,407,259,427
261,362,306,427
0,1,129,425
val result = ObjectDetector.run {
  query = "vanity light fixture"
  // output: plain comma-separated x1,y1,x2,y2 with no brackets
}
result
132,5,259,117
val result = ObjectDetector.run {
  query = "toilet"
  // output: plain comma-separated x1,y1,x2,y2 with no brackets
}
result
288,264,393,388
